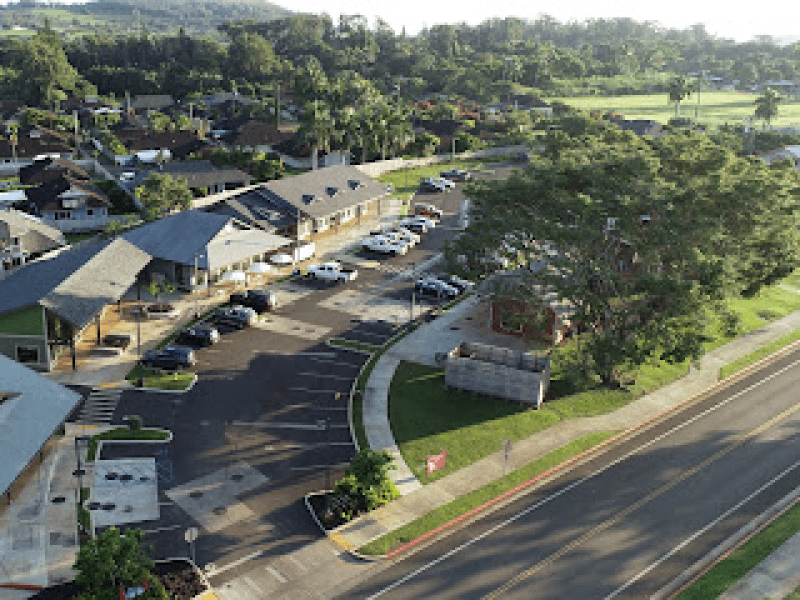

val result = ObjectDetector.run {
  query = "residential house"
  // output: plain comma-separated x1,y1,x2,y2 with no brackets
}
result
22,174,111,232
0,208,66,272
0,126,74,164
606,116,663,137
128,160,251,198
19,156,91,186
122,209,291,290
0,237,150,370
0,355,82,499
129,94,174,113
758,146,800,168
108,127,203,166
216,118,295,154
197,164,391,241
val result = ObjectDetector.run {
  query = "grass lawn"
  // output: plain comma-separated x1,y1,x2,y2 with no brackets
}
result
677,501,800,600
547,91,800,128
87,427,170,461
359,431,615,555
378,158,509,198
125,365,195,391
719,329,800,380
389,271,800,484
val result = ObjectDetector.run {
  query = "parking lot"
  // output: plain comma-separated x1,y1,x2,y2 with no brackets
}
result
96,162,516,582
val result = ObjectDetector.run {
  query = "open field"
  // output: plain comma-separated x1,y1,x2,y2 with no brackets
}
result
547,91,800,129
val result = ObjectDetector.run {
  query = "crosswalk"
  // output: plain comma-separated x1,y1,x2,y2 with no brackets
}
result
76,387,121,424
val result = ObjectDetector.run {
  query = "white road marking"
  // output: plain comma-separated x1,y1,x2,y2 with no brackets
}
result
297,372,356,381
232,420,348,430
290,463,351,471
365,357,800,600
206,549,266,578
289,387,347,394
266,565,287,583
287,555,308,571
242,576,263,595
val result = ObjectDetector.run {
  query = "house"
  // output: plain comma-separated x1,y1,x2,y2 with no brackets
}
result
19,156,91,186
130,160,251,197
0,355,82,499
22,174,111,232
197,164,391,241
109,127,203,166
217,119,295,154
122,210,291,290
0,237,150,370
510,94,554,118
129,94,174,113
758,146,800,168
0,126,74,164
0,208,66,272
606,116,663,137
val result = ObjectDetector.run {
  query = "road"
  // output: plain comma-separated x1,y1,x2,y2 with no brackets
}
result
343,346,800,599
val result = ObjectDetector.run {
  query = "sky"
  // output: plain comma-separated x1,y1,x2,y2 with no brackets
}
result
276,0,796,43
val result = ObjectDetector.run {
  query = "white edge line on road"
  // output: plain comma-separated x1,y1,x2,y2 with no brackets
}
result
366,357,800,600
604,458,800,599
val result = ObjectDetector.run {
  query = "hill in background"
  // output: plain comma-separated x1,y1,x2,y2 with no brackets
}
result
0,0,292,38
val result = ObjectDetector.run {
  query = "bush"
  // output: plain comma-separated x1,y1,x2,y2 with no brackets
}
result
329,449,400,522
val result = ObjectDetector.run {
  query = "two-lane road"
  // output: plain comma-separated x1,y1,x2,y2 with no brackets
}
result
343,347,800,599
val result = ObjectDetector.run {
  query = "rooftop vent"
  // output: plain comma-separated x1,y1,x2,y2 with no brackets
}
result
325,186,338,197
347,180,362,190
302,194,316,205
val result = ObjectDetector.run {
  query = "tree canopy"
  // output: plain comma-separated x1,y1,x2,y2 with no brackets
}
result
452,120,800,385
136,172,193,222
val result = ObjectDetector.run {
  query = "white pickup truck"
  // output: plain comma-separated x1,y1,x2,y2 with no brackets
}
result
361,235,409,256
306,261,359,282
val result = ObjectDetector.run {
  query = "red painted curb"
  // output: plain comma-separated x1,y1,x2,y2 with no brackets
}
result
0,583,44,591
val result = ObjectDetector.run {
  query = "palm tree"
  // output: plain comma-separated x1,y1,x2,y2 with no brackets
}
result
298,100,336,169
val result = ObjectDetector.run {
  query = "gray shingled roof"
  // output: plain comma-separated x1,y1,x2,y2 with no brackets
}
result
0,208,66,246
123,210,290,271
261,164,389,219
0,355,82,497
0,237,150,329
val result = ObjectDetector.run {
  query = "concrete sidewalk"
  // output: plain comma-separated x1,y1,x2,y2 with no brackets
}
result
337,298,800,556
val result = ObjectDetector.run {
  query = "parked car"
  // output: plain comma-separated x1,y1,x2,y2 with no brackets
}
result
212,305,257,329
419,177,448,193
176,325,220,347
414,202,443,220
433,176,456,190
361,235,408,256
400,215,437,233
435,274,475,293
414,277,460,300
383,227,420,247
440,168,471,181
145,303,180,319
140,346,195,370
229,289,277,313
306,261,359,282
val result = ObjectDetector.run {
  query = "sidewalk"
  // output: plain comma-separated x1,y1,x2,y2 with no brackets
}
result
336,299,800,556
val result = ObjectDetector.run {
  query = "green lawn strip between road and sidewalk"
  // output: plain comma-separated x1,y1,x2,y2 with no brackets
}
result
358,431,615,556
125,365,195,391
86,427,171,461
677,500,800,600
719,329,800,381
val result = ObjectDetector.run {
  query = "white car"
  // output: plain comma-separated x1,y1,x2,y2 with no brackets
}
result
383,227,421,247
361,235,409,256
401,216,437,232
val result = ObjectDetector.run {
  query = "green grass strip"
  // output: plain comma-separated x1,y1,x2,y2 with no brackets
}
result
86,427,170,461
328,338,383,353
125,365,195,391
359,431,615,555
719,329,800,380
677,501,800,600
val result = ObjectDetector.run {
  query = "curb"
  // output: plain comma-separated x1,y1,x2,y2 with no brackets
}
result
654,486,800,599
129,373,198,394
303,491,384,562
94,428,173,461
365,339,800,559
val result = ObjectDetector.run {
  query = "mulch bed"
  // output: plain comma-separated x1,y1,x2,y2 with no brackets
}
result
28,559,207,600
308,492,369,531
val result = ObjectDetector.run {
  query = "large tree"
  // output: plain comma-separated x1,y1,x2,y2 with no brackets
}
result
452,124,799,386
755,88,782,128
137,172,193,221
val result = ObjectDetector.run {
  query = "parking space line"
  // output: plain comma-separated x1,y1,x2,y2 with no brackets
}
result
290,463,351,471
297,373,355,381
287,555,308,572
141,524,183,534
265,566,287,583
296,351,337,357
289,387,347,394
306,358,363,368
232,420,349,430
242,576,264,595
